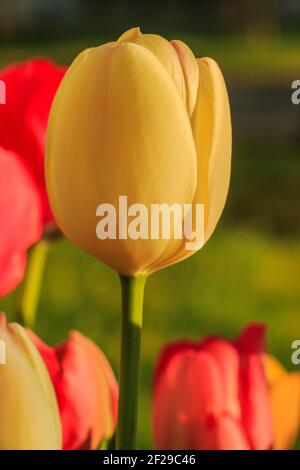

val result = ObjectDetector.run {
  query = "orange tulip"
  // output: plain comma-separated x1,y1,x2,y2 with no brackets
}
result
265,355,300,449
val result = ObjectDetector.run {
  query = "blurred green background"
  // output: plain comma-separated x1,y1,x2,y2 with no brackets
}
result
0,0,300,449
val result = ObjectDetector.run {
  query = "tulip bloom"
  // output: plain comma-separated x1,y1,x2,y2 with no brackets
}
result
0,59,65,297
0,59,66,223
266,355,300,449
152,325,273,450
46,28,231,449
46,27,231,275
29,330,118,450
0,313,61,449
0,148,42,296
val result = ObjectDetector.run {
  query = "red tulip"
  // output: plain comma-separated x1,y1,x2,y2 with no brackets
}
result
0,147,42,296
0,59,66,296
153,324,273,450
29,330,118,450
0,59,66,223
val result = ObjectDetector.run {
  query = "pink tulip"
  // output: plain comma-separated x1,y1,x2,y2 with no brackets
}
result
0,148,42,296
29,330,118,450
153,324,273,450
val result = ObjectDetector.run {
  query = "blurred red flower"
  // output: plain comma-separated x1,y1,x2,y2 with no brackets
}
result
29,330,118,450
0,148,42,295
0,59,66,223
0,59,66,296
152,324,273,450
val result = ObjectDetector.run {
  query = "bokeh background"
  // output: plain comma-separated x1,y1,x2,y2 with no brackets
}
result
0,0,299,449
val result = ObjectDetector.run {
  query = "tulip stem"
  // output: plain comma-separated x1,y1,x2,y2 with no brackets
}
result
116,274,146,450
18,239,49,328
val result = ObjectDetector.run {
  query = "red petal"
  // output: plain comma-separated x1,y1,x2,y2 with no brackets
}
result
236,324,274,449
0,59,66,223
200,414,250,450
31,330,118,450
0,148,42,296
153,343,224,449
201,337,241,419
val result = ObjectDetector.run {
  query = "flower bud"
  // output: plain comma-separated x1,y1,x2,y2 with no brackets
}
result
29,330,118,449
0,314,61,449
46,28,231,275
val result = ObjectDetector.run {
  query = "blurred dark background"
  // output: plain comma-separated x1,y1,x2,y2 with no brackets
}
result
0,0,299,449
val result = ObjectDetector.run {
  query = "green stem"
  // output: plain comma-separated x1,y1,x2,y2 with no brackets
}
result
19,240,49,328
116,274,146,450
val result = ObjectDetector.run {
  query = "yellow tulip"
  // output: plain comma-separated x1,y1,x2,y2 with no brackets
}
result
265,355,300,450
0,314,61,449
46,27,231,275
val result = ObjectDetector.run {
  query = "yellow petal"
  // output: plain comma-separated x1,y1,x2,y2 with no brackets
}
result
271,373,300,449
265,355,300,450
117,26,142,42
265,354,286,385
0,317,61,449
46,41,197,275
9,323,62,438
171,40,199,115
118,29,187,108
192,57,232,242
148,57,231,272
